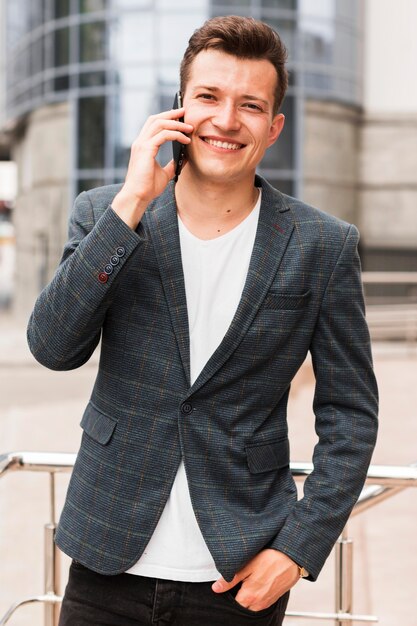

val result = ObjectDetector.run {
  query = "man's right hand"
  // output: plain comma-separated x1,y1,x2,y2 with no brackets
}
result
112,108,193,230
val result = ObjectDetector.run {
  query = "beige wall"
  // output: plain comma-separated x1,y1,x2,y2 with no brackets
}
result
12,102,71,314
303,100,361,226
364,0,417,114
303,0,417,256
360,0,417,255
359,113,417,249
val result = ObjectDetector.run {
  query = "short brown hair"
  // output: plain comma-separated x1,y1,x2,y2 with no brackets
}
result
180,15,288,115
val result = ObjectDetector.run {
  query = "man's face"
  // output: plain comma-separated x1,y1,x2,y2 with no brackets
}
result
182,49,285,185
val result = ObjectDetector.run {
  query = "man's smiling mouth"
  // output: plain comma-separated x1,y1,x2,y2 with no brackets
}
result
201,137,244,150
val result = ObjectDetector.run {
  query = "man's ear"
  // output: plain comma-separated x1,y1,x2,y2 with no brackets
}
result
268,113,285,147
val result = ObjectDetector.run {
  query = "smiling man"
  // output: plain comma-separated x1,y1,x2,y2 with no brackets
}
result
28,15,378,626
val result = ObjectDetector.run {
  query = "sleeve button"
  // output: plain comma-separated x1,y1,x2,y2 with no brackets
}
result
116,246,126,257
110,255,120,266
104,264,113,275
98,272,108,284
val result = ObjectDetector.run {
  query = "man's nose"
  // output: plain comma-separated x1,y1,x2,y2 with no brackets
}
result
212,103,241,131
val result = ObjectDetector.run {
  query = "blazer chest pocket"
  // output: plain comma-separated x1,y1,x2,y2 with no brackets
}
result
245,437,290,474
263,289,311,311
80,402,118,445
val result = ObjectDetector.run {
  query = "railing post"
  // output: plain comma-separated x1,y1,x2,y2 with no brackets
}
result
335,526,353,626
44,472,61,626
44,524,61,626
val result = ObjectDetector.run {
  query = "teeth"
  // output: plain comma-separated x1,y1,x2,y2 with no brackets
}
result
204,138,242,150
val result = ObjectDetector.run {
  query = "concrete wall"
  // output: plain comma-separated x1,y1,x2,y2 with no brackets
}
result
359,113,417,249
303,100,361,226
12,102,71,315
359,0,417,254
363,0,417,114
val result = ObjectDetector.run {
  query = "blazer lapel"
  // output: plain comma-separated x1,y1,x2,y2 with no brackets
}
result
146,182,191,385
189,176,294,395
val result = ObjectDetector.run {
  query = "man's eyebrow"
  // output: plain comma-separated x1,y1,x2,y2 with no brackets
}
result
192,85,219,92
192,85,269,107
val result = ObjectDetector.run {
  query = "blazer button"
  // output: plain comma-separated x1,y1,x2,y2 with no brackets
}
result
181,402,193,415
104,264,113,275
116,246,126,257
98,272,108,284
110,255,120,266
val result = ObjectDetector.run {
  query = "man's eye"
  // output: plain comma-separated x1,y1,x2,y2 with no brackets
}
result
243,103,263,112
197,93,215,101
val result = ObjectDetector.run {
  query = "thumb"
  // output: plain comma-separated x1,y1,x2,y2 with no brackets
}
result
212,574,240,594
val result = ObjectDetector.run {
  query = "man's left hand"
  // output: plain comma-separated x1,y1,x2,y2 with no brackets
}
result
211,549,300,612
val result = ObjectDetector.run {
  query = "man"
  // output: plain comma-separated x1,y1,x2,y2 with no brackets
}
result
28,15,378,626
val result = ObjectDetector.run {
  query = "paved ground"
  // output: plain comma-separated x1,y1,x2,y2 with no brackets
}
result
1,311,416,626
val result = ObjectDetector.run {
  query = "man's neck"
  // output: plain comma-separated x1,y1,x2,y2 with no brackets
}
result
174,172,259,241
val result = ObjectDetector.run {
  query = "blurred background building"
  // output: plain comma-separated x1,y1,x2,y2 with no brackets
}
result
0,0,416,313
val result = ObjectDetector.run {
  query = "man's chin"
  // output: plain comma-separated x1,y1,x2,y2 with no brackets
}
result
189,161,248,185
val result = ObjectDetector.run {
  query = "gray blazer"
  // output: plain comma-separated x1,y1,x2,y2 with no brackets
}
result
27,175,378,582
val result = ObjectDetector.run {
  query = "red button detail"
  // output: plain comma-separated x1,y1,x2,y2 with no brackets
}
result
98,272,108,284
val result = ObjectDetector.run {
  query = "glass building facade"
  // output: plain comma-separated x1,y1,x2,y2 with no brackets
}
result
5,0,362,200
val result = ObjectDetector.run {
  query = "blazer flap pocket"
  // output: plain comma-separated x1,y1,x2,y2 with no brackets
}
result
80,402,117,445
246,438,290,474
264,290,311,310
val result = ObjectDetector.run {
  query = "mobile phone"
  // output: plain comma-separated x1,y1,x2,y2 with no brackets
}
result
172,91,186,182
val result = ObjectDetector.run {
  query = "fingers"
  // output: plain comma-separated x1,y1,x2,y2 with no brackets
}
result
133,116,193,153
142,109,192,135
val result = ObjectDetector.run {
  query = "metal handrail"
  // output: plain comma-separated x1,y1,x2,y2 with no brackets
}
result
360,273,417,342
1,451,416,626
361,271,417,284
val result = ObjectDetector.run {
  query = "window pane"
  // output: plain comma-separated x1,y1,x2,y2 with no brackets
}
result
114,65,154,89
336,0,358,22
44,32,53,69
300,0,334,20
30,36,44,75
265,18,296,61
80,0,108,12
211,0,251,7
304,71,332,91
157,13,207,64
80,21,107,63
78,96,106,169
262,0,296,9
111,14,154,64
112,0,152,8
260,94,294,170
264,179,294,196
6,0,30,47
54,26,70,67
54,75,70,91
77,178,105,194
301,24,334,65
31,82,43,98
113,91,153,169
54,0,70,19
15,51,29,82
80,71,107,87
30,0,44,28
156,0,208,7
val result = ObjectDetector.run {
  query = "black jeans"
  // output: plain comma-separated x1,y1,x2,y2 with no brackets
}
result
59,561,289,626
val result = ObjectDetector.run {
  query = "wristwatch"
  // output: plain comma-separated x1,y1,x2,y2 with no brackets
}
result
298,565,309,578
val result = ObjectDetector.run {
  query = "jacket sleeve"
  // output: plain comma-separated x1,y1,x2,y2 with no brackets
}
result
27,190,144,371
269,224,378,580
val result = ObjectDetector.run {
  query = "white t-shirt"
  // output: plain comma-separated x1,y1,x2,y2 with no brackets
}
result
126,190,262,581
